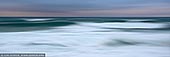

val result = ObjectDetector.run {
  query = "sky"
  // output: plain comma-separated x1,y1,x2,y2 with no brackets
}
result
0,0,170,17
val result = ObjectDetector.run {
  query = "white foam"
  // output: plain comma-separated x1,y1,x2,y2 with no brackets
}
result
79,22,165,29
23,18,52,21
0,22,169,57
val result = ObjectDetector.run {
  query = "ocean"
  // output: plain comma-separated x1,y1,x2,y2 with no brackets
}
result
0,17,170,57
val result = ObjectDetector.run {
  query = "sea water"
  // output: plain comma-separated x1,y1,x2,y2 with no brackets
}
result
0,17,170,57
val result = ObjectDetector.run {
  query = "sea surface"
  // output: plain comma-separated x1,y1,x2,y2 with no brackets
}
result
0,17,170,57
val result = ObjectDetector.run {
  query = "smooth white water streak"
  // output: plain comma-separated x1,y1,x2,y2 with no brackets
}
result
0,22,170,57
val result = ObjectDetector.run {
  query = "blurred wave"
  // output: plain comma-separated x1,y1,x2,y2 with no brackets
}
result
0,17,170,57
25,42,67,47
0,17,170,32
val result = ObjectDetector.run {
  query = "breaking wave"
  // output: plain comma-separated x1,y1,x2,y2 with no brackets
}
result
0,17,170,57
